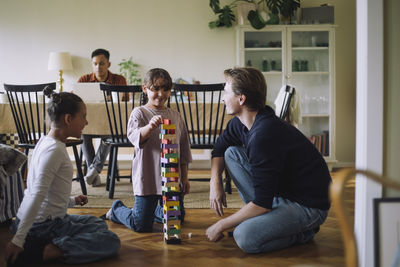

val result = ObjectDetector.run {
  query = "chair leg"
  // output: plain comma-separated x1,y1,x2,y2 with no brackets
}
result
224,170,232,194
106,146,114,191
116,163,120,181
79,146,88,176
73,145,87,195
109,146,118,199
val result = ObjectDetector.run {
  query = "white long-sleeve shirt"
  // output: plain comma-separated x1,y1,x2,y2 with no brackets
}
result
12,136,75,248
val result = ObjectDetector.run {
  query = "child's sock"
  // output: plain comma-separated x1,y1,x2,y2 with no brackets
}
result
106,208,112,219
100,208,112,220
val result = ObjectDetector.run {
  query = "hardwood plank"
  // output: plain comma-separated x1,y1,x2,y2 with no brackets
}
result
0,170,354,267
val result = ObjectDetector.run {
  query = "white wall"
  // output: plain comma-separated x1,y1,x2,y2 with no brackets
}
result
0,0,356,165
0,0,234,87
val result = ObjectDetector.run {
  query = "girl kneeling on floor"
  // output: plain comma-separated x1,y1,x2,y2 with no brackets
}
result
105,68,192,232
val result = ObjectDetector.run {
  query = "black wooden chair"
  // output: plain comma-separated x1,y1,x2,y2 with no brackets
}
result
171,83,233,193
4,82,87,195
99,83,143,199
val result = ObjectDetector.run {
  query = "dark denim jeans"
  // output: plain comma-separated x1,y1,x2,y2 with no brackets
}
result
11,215,120,264
82,134,111,173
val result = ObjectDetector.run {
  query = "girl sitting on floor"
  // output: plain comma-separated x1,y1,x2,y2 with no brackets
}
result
5,87,120,266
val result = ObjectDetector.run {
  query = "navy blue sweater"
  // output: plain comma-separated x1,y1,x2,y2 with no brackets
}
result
212,106,331,210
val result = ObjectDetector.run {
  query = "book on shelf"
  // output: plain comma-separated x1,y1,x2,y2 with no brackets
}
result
321,132,327,156
308,131,329,156
323,130,329,156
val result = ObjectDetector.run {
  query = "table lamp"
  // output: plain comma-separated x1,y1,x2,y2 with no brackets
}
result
48,52,73,92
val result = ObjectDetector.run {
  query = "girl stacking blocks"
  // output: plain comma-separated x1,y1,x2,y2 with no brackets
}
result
160,118,182,244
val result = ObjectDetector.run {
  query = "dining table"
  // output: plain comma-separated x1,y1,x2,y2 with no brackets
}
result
0,102,232,136
1,102,116,135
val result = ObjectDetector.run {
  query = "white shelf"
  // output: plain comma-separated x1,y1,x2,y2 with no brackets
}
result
302,114,330,118
292,47,329,50
292,72,330,75
244,47,282,51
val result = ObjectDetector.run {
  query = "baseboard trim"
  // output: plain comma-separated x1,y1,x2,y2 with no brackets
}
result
333,161,355,168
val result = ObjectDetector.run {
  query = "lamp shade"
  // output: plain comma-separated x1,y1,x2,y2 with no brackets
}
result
48,52,73,71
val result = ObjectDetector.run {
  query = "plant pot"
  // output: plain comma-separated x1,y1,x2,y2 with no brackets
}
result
236,2,257,25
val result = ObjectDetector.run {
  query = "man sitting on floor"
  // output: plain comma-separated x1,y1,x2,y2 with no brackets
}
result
206,67,331,253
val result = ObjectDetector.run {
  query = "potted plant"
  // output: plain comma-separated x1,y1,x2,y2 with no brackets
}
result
118,57,142,85
277,0,300,23
208,0,300,29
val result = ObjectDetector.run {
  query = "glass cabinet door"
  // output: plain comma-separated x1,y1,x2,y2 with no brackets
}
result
242,29,284,105
238,25,335,162
288,29,332,157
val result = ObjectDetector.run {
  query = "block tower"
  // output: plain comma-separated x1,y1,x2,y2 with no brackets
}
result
160,118,181,244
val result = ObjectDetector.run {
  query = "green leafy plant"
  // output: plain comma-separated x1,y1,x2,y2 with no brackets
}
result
208,0,245,29
208,0,300,30
118,57,142,85
265,0,280,14
273,0,300,19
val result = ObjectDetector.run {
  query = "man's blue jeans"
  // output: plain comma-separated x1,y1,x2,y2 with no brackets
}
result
11,215,120,264
224,146,328,253
82,134,110,173
109,195,185,232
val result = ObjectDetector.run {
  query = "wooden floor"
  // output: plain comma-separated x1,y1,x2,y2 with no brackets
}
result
0,170,354,267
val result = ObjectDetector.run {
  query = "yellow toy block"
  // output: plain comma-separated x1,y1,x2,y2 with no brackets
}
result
161,124,176,130
162,172,179,178
165,201,180,206
169,158,178,163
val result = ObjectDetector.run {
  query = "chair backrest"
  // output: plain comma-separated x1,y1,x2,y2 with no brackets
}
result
172,83,228,149
330,169,400,267
4,82,56,146
99,83,143,144
279,85,295,120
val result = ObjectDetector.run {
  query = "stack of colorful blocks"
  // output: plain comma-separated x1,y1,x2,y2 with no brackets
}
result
160,118,181,244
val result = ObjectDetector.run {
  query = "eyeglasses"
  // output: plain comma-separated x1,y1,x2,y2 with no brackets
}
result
147,85,171,92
